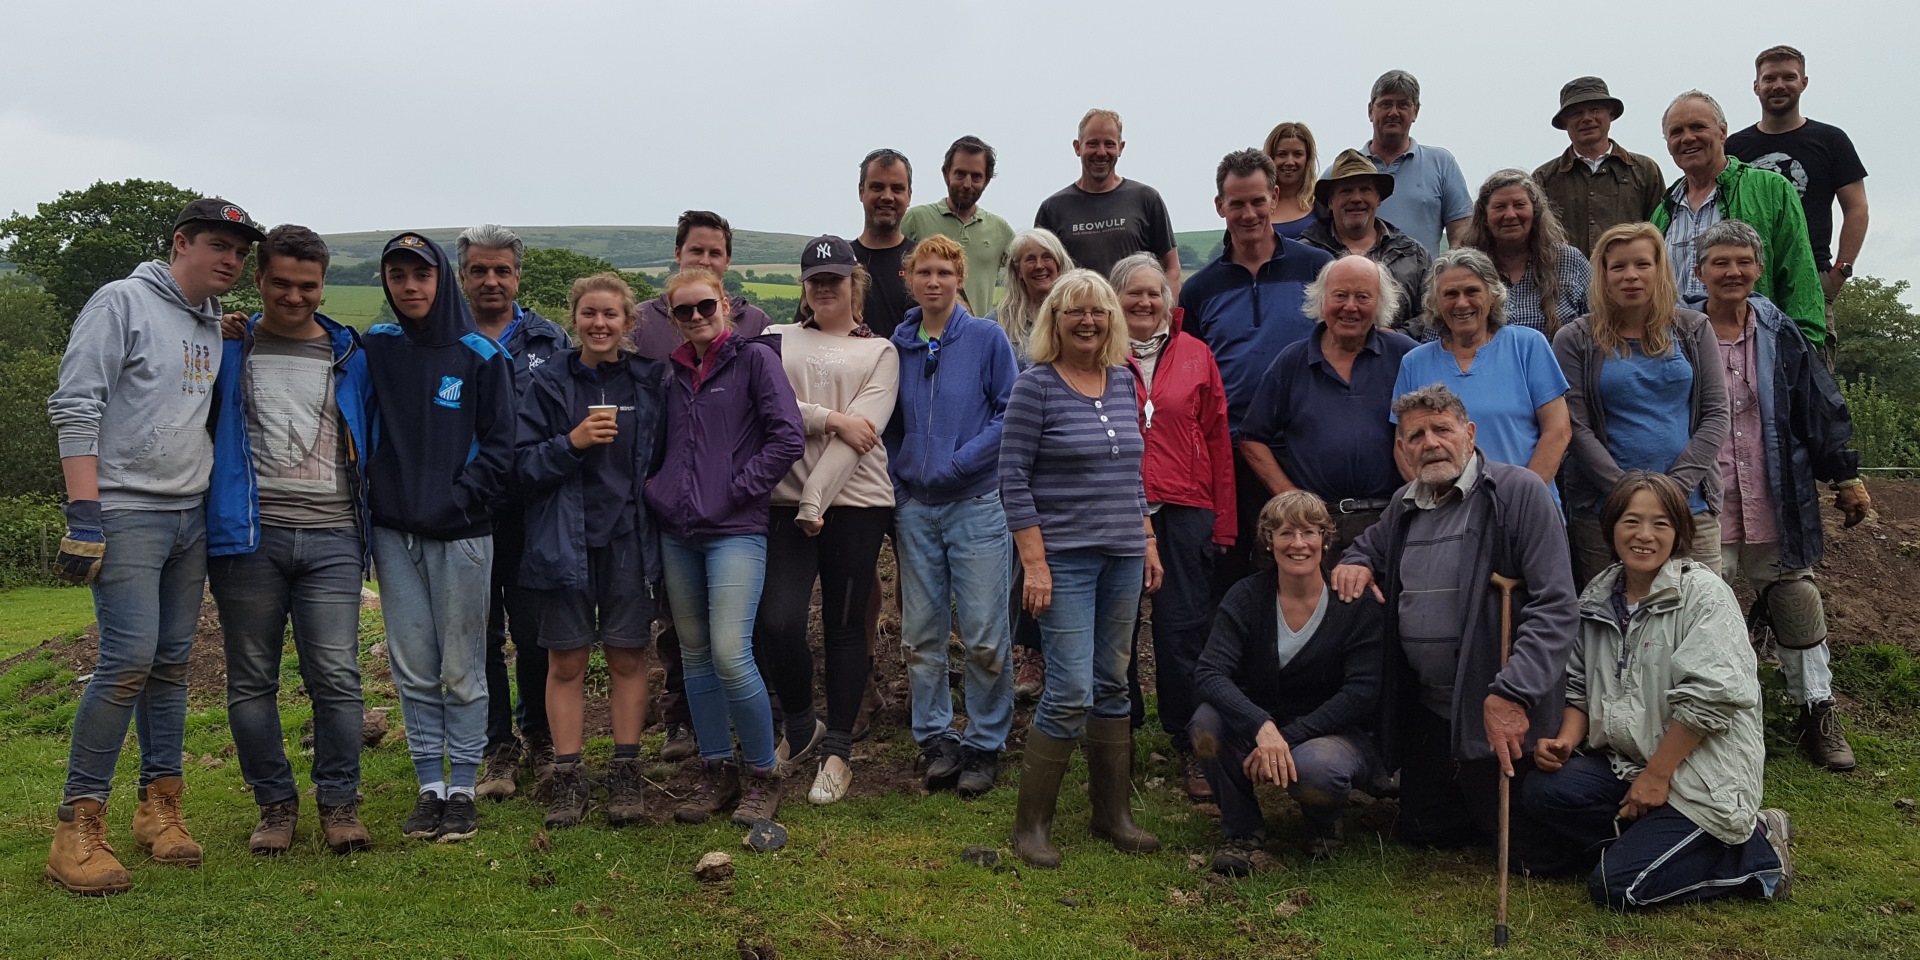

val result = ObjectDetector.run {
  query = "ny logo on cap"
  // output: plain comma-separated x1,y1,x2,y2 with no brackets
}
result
815,243,834,259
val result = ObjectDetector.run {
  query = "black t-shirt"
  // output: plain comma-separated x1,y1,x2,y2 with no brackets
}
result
851,237,916,338
1033,178,1177,278
1727,119,1867,270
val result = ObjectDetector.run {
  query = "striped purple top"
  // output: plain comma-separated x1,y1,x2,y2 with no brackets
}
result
999,363,1148,556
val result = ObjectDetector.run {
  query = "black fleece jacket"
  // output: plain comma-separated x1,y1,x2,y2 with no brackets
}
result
1191,569,1384,745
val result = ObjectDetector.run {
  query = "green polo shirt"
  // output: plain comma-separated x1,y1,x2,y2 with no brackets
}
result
901,199,1014,316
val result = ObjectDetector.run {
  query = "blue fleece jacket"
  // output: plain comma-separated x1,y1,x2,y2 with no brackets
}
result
1178,236,1334,438
207,313,374,560
884,304,1018,504
363,234,516,540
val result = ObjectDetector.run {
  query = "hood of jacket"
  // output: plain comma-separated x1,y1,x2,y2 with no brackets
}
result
131,259,224,324
381,234,476,346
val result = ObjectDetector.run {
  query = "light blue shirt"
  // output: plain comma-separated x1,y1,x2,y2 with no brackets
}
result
1338,139,1473,256
1663,180,1724,302
1392,325,1569,505
1598,339,1708,514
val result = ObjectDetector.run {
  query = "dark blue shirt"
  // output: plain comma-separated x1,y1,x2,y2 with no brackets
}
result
1178,236,1334,439
1240,323,1418,502
570,356,641,548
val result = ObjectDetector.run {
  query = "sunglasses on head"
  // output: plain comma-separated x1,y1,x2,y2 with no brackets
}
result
671,298,721,322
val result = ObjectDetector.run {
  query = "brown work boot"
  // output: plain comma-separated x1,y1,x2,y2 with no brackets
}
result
1084,716,1160,854
1011,727,1075,868
1013,648,1046,701
249,798,299,856
851,679,884,742
319,800,371,854
46,798,132,895
526,736,558,804
604,757,647,828
733,765,784,826
475,740,522,800
1180,753,1214,801
658,722,697,762
133,776,202,866
1799,700,1857,772
674,760,740,824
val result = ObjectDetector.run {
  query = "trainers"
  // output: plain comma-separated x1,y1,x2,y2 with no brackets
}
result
1211,835,1266,877
659,723,697,763
319,800,371,854
46,798,131,896
1181,753,1215,801
526,737,558,805
475,741,523,800
777,719,828,776
605,758,647,828
1013,649,1046,700
249,798,300,856
737,765,787,823
436,793,479,842
675,760,740,824
544,762,591,829
1799,700,1857,772
956,747,1001,799
1760,808,1795,901
402,793,445,840
806,756,851,806
920,737,964,791
132,776,202,866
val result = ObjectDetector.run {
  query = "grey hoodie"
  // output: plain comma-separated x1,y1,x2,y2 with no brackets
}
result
47,260,225,508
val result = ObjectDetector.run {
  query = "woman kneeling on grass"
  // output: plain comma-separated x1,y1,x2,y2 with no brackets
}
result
515,273,668,830
1524,470,1794,910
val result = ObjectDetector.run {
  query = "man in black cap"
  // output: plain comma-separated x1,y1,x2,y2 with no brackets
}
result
44,198,263,894
1531,77,1667,257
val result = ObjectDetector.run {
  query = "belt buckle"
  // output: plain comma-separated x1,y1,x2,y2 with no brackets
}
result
1337,498,1359,514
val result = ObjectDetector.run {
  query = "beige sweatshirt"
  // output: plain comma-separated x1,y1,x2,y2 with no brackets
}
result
770,325,900,520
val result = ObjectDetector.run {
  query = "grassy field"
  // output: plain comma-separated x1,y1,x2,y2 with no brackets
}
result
1,593,1916,958
0,587,91,660
742,281,802,299
319,285,387,331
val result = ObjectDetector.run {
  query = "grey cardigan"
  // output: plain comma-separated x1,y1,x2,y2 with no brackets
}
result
1551,308,1730,514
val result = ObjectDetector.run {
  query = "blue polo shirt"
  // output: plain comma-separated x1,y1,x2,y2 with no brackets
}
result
1241,323,1418,502
1392,324,1569,504
1178,236,1335,439
1338,139,1472,257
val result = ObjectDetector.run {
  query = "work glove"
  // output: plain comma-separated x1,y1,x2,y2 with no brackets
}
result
1834,481,1871,529
56,500,106,585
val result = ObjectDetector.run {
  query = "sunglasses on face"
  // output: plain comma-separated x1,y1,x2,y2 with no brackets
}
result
671,298,721,322
923,337,941,376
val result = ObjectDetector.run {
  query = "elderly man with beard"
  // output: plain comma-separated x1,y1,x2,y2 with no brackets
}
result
1331,384,1580,871
1299,150,1430,336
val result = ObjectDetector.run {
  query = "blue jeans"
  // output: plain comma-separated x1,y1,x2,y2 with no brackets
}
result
1033,549,1143,741
661,533,776,770
896,494,1014,752
372,527,492,791
1523,752,1783,909
64,506,207,802
208,525,365,807
1189,703,1378,839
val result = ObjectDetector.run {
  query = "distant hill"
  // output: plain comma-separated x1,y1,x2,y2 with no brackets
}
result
320,225,815,270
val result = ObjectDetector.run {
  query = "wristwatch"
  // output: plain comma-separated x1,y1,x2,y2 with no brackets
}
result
1835,261,1855,279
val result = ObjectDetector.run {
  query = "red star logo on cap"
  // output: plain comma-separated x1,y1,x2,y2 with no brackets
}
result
221,205,245,222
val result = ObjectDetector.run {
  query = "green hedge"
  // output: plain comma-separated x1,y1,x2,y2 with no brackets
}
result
0,494,66,587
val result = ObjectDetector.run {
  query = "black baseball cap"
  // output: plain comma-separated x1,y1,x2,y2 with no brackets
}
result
381,232,441,267
173,198,265,243
800,235,858,280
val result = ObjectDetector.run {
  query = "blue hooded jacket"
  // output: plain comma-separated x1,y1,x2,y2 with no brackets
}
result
206,312,374,562
364,234,516,540
883,303,1017,504
501,303,573,397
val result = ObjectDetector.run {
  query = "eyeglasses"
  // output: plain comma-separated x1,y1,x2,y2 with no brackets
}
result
670,298,720,322
1061,307,1110,320
1272,528,1326,544
923,337,941,376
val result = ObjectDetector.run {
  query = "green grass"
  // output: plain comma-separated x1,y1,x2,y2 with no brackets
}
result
0,587,92,660
319,286,387,331
742,281,801,299
2,631,1918,957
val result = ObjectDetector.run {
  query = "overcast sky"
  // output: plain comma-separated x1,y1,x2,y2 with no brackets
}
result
3,1,1911,300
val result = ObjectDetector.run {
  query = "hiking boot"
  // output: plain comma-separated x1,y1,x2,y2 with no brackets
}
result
605,758,647,828
734,766,784,825
544,762,590,829
319,800,371,854
1181,753,1214,801
1799,700,1857,772
659,723,698,763
526,737,558,804
436,794,479,842
1211,835,1266,877
1085,716,1160,854
852,680,884,742
1013,649,1045,701
807,756,851,806
1011,728,1075,869
920,737,964,791
475,741,523,800
675,760,740,824
1307,818,1347,860
402,793,445,840
132,776,202,866
777,719,827,776
956,747,1001,799
249,798,300,856
1760,807,1795,901
45,798,131,895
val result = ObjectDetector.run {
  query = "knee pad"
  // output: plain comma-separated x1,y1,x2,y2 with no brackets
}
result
1752,578,1828,651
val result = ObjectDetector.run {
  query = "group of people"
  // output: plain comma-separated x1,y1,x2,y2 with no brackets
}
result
41,47,1874,916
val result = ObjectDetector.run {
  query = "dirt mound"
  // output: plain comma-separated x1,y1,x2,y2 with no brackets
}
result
1810,479,1920,653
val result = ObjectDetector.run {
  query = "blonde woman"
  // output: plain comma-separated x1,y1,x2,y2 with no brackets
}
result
988,228,1075,370
1262,121,1320,238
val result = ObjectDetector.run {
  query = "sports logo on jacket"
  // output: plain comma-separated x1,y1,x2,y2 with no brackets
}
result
435,375,464,409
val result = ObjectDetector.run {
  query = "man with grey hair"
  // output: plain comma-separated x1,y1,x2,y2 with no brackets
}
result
1299,148,1429,334
1532,77,1666,257
1332,383,1579,870
1342,70,1472,256
1650,90,1825,346
1688,218,1869,772
456,223,574,803
1238,255,1417,563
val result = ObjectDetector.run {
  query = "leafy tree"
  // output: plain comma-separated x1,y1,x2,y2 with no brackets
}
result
0,275,67,358
0,350,63,497
516,247,656,320
1834,277,1920,404
1177,245,1203,271
0,179,201,319
721,269,746,296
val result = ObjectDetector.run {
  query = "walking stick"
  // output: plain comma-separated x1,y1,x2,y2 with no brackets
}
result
1488,571,1523,949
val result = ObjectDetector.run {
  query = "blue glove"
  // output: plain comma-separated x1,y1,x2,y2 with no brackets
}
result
57,500,105,585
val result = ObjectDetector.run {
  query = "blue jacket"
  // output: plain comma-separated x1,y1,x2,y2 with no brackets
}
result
884,304,1017,504
1685,293,1859,569
1178,236,1334,438
501,303,573,397
515,348,668,591
364,234,516,540
207,313,374,562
